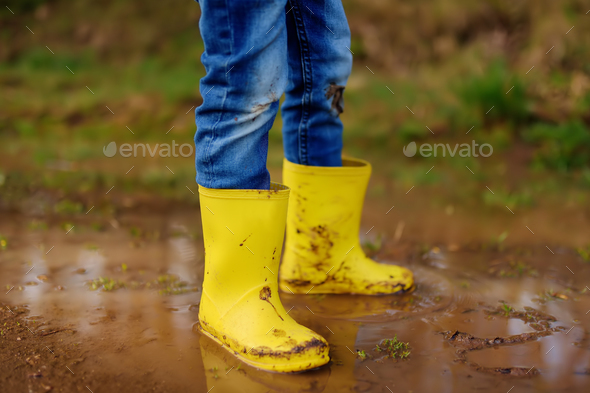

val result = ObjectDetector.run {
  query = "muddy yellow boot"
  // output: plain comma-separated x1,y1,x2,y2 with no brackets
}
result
279,158,414,295
197,183,330,373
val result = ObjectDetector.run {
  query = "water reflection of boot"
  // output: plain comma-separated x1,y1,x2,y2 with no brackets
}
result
196,183,329,373
199,335,330,393
282,268,453,322
277,268,455,391
280,158,414,295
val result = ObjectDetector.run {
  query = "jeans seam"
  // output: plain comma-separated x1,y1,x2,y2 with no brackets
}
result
289,0,313,166
203,0,233,188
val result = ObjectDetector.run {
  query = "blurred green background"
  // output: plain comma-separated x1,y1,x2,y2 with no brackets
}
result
1,0,590,212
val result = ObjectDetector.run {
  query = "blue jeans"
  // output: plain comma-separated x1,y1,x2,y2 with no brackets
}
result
194,0,352,189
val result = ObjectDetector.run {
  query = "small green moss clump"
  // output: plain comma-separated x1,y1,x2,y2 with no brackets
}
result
500,302,514,317
88,277,124,291
375,335,411,359
156,274,193,296
86,273,197,295
490,260,538,278
577,246,590,262
356,349,368,360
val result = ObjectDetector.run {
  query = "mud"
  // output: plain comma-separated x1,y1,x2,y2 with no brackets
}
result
325,83,345,114
250,337,327,359
0,302,187,392
1,192,590,392
259,286,284,321
444,329,553,351
461,361,541,377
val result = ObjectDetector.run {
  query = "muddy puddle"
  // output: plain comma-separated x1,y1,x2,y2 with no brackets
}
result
1,202,590,393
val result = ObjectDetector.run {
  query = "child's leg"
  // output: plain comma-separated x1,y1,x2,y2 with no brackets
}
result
281,0,353,166
279,1,414,295
195,0,290,189
194,0,331,373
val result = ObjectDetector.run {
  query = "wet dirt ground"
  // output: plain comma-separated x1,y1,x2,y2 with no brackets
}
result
1,186,590,393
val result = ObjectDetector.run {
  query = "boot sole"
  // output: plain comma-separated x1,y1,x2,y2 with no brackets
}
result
279,280,415,295
196,322,330,373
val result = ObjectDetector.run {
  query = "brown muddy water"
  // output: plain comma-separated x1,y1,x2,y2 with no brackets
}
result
1,200,590,393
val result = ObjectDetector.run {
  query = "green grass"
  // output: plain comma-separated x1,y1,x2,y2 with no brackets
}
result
1,0,590,206
482,187,534,210
523,120,590,171
454,60,530,128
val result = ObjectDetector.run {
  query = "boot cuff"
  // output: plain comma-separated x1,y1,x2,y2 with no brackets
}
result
283,157,371,177
198,182,290,199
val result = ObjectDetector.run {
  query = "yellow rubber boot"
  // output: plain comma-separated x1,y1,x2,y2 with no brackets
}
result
197,183,330,373
280,158,414,295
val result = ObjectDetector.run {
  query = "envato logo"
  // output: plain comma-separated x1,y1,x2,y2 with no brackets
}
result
103,141,194,158
403,141,493,158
